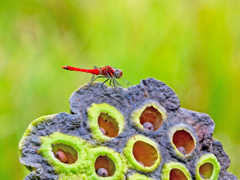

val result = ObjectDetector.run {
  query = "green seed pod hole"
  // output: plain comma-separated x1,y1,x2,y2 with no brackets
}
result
98,113,119,138
88,103,125,141
94,155,116,177
170,169,188,180
140,106,163,131
196,154,220,180
124,135,161,172
162,162,191,180
199,163,213,179
52,143,78,164
133,140,158,167
172,130,195,155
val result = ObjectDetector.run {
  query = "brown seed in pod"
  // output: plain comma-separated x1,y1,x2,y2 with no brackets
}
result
55,151,68,163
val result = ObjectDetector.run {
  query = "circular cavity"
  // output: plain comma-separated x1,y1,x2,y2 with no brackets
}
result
40,132,87,175
140,106,163,131
87,146,126,179
98,113,119,138
124,135,161,172
88,103,125,141
196,154,220,180
52,143,78,164
94,155,116,177
162,162,191,180
172,130,195,155
199,163,214,179
170,169,188,180
132,141,158,167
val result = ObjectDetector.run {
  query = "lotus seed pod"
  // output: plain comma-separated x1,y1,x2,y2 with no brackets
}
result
19,78,237,179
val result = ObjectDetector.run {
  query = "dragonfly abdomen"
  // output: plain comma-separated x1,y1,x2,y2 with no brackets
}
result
62,66,100,75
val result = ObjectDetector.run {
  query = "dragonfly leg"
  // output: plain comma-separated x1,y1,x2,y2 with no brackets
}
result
112,78,116,87
109,79,113,86
106,72,122,87
90,74,95,83
101,78,109,92
106,73,115,87
91,75,105,83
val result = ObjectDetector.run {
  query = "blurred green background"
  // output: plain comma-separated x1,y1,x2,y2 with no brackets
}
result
0,0,240,179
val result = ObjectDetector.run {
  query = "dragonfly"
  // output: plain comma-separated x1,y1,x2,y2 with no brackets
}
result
62,65,126,88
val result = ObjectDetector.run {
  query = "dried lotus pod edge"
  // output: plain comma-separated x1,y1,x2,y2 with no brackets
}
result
39,132,88,175
161,162,192,180
128,173,153,180
130,100,167,132
123,135,161,172
19,115,57,150
195,153,220,180
86,146,127,180
88,103,125,141
168,123,197,157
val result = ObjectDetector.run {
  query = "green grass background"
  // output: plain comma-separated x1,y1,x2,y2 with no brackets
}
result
0,0,240,179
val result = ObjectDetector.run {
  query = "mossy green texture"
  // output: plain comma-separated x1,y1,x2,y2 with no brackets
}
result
86,146,127,180
161,162,192,180
130,101,167,131
123,135,161,172
168,124,197,157
88,103,125,142
59,174,87,180
39,132,89,176
195,154,220,180
19,115,56,150
128,173,153,180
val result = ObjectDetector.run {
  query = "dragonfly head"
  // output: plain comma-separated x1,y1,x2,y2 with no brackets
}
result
114,69,123,79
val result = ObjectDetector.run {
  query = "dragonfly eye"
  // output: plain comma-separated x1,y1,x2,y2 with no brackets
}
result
114,69,123,79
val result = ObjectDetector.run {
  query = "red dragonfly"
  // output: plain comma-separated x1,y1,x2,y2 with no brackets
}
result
62,65,124,88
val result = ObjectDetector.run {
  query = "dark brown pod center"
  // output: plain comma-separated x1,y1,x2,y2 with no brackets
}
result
140,106,163,131
199,163,214,179
172,130,195,155
132,140,158,167
98,113,119,137
94,155,116,177
52,144,78,164
170,168,188,180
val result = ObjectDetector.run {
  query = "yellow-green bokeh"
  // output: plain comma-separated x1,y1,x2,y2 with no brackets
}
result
0,0,239,179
